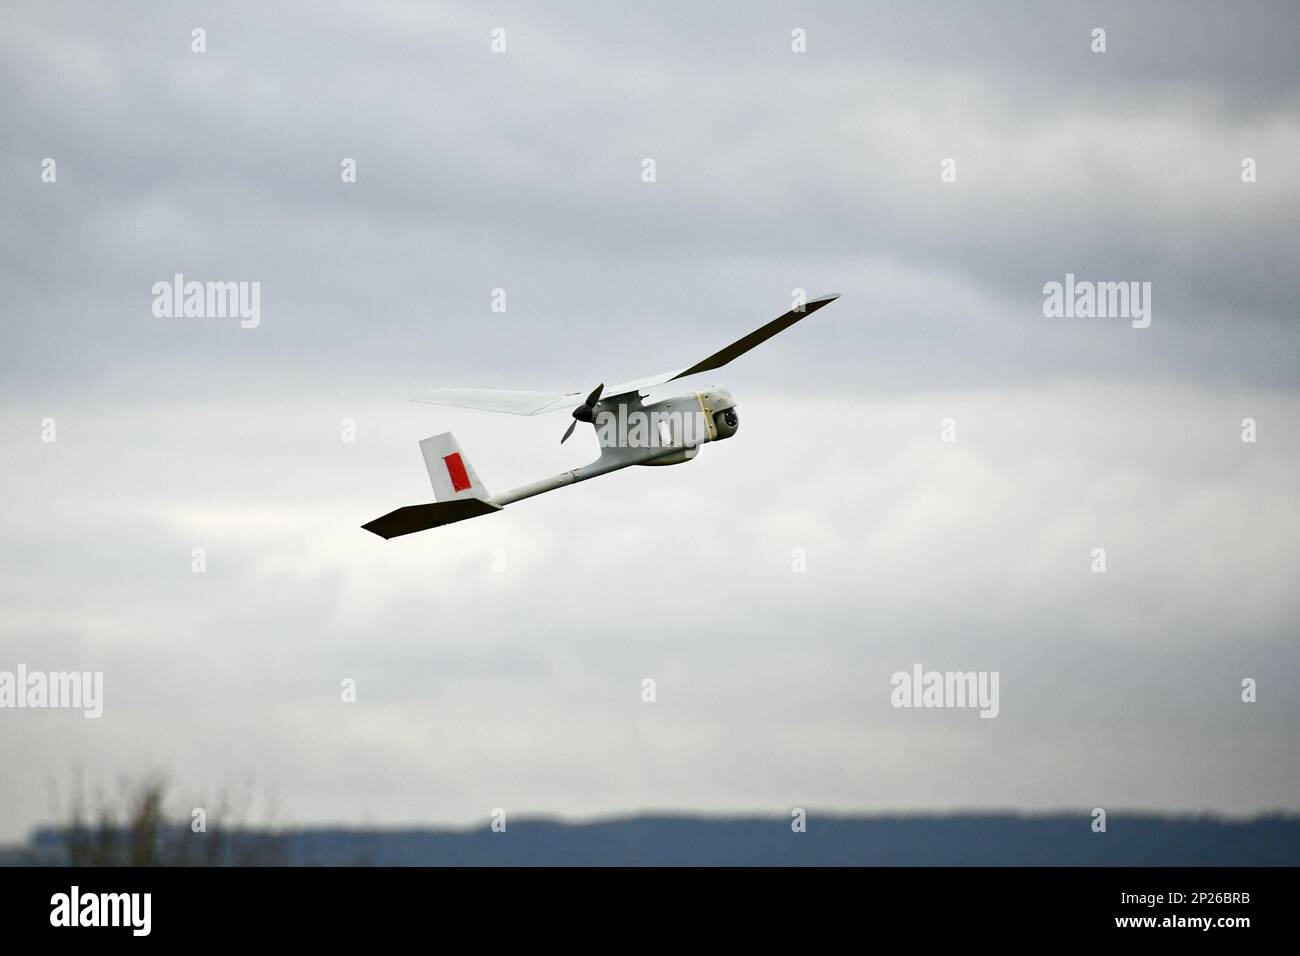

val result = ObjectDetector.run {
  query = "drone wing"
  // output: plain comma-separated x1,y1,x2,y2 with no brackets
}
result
411,293,839,412
602,292,840,398
411,387,583,416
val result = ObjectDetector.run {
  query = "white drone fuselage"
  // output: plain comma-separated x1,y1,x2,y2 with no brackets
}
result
493,385,738,507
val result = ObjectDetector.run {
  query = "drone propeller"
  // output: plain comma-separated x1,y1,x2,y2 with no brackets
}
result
560,383,604,444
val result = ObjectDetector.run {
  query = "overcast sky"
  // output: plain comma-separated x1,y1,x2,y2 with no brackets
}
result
1,1,1297,842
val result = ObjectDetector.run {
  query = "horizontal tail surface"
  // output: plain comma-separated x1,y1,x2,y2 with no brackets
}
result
362,497,501,539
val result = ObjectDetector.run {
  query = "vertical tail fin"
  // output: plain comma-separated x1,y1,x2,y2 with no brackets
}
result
420,433,491,502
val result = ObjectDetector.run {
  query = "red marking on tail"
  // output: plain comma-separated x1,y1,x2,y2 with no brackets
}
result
443,453,471,492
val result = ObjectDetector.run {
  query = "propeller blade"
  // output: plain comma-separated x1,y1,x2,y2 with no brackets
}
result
585,383,604,406
560,420,577,444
